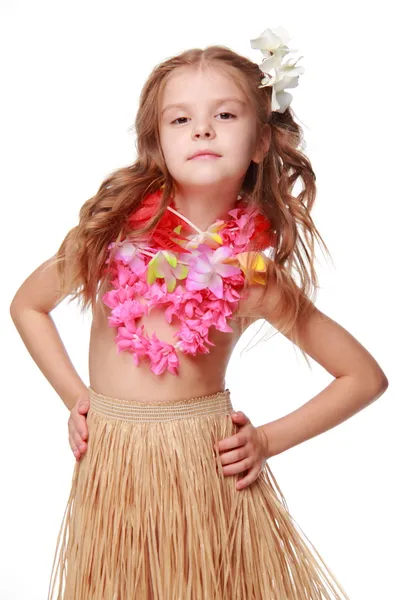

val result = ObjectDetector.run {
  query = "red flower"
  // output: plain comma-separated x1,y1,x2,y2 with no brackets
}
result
249,214,277,250
128,190,191,254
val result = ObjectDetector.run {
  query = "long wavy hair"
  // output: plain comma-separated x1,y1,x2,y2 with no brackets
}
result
49,44,332,367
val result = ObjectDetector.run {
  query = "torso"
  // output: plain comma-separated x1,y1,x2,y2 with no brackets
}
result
88,289,252,402
87,192,271,402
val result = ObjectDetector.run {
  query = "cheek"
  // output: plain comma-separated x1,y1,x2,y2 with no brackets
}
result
160,134,176,168
230,138,255,167
160,139,185,177
160,130,186,159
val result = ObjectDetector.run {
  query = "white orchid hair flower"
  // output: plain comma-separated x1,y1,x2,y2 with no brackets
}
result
250,26,305,114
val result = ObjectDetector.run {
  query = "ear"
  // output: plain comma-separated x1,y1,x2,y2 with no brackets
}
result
251,125,271,164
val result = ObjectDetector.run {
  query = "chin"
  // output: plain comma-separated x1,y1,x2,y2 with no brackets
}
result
177,166,232,183
177,176,230,188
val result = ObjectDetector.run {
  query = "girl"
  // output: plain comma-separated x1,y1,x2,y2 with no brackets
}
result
10,26,388,600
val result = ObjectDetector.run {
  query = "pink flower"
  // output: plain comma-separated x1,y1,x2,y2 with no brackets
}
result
115,241,148,276
127,280,149,298
145,281,169,308
102,286,135,309
230,208,257,246
174,321,213,355
115,321,145,351
112,264,139,287
115,324,150,367
186,244,241,299
114,326,136,352
220,207,257,250
108,299,147,327
164,286,204,323
220,227,237,246
147,334,179,375
146,250,189,293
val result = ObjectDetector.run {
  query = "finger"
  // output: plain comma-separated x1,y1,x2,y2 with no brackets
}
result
221,457,252,477
69,421,86,451
219,446,247,466
70,442,79,458
78,402,89,415
69,421,81,443
69,427,84,456
236,465,261,490
70,438,83,458
72,414,88,440
74,433,87,453
215,432,245,453
79,418,88,440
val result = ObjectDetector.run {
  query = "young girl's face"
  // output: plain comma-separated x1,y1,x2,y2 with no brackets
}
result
158,65,261,191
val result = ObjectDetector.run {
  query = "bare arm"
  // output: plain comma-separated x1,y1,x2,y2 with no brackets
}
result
241,280,389,458
10,255,89,411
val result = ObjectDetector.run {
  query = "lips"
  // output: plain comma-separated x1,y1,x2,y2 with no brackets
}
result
188,150,221,160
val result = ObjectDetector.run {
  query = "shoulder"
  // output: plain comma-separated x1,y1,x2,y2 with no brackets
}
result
235,262,316,332
235,273,283,325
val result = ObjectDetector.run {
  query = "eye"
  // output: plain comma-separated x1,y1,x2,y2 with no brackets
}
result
171,117,189,125
170,112,237,125
217,112,236,120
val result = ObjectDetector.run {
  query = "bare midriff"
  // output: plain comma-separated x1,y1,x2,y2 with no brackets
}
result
88,292,252,403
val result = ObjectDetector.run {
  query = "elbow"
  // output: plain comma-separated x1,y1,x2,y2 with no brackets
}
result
349,368,389,403
10,298,32,323
378,374,389,392
369,370,389,400
9,299,19,323
373,365,389,392
361,360,389,396
9,300,24,325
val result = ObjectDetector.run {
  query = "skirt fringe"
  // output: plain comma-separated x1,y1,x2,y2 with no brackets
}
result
47,387,350,599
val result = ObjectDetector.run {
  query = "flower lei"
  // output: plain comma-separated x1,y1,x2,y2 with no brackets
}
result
102,190,275,376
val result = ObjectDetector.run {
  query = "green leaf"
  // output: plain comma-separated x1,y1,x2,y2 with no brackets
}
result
174,264,189,280
163,250,177,268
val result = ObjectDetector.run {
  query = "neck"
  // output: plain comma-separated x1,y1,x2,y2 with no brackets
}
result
171,182,244,231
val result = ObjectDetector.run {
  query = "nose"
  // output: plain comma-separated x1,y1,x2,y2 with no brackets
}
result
192,121,216,140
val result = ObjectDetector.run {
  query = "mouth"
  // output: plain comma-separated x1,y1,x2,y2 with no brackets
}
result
188,151,222,160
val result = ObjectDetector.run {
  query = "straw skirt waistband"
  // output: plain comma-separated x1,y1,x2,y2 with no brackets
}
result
87,385,234,422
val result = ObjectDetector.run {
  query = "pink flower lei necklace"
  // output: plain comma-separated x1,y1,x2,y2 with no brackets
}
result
102,189,276,376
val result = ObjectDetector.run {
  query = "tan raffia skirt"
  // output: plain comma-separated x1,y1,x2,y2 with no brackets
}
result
47,386,350,600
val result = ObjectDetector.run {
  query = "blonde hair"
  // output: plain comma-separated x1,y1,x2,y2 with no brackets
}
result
50,44,332,367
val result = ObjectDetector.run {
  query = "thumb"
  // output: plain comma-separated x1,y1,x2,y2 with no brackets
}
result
231,411,248,422
78,401,89,413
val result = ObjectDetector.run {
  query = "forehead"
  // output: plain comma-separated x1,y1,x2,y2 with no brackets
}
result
160,65,247,105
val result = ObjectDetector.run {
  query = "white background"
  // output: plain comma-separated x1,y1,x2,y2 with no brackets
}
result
1,1,399,599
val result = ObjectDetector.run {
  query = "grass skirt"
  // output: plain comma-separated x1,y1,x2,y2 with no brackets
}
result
48,387,350,599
